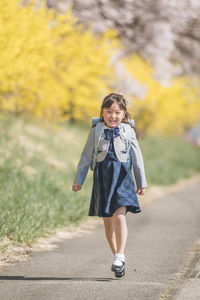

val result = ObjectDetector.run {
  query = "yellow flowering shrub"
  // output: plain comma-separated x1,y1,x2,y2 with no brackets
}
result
123,55,200,135
0,0,117,121
1,1,199,136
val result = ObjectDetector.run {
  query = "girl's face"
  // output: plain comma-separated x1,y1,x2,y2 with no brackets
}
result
102,102,125,128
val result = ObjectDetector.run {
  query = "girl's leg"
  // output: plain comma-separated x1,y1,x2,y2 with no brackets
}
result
113,206,127,254
103,217,117,255
104,208,127,277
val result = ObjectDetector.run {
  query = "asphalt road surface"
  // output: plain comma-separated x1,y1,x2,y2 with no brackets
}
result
0,179,200,300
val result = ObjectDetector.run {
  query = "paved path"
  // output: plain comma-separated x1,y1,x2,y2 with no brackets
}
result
0,179,200,300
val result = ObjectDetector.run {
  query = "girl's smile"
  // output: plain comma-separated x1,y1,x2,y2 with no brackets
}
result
102,102,125,128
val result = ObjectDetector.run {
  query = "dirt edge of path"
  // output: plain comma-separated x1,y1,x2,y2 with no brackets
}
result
162,238,200,300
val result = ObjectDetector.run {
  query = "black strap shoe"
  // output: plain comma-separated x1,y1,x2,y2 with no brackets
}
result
111,261,125,278
115,266,125,278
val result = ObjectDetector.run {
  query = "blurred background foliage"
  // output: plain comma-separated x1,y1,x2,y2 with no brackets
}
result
0,0,117,122
124,56,200,135
0,0,200,135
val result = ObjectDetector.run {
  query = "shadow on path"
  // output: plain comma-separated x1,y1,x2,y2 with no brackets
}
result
0,276,118,282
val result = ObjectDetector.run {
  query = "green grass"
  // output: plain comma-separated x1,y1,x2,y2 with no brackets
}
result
0,115,93,248
0,114,200,249
140,135,200,185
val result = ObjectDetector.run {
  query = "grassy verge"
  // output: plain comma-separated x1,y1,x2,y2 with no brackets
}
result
0,115,93,250
141,135,200,185
0,115,200,249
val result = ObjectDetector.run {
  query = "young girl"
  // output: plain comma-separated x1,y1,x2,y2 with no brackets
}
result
72,93,147,278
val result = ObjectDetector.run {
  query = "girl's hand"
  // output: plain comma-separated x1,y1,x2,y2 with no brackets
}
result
72,183,82,192
136,188,145,195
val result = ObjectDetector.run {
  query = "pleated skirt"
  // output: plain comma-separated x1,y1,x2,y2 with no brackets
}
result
89,140,141,217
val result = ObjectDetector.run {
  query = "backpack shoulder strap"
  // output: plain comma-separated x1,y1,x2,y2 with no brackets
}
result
90,121,104,170
94,122,104,153
122,120,135,141
122,123,133,144
122,121,135,167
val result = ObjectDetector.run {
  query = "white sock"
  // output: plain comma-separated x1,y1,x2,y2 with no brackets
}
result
113,253,125,267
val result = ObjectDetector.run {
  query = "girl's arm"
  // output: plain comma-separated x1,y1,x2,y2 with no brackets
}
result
72,128,94,190
130,131,147,190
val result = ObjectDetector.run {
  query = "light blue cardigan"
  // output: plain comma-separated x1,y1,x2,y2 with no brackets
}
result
74,123,147,189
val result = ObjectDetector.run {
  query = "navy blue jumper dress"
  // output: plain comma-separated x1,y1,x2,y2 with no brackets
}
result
89,126,141,217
